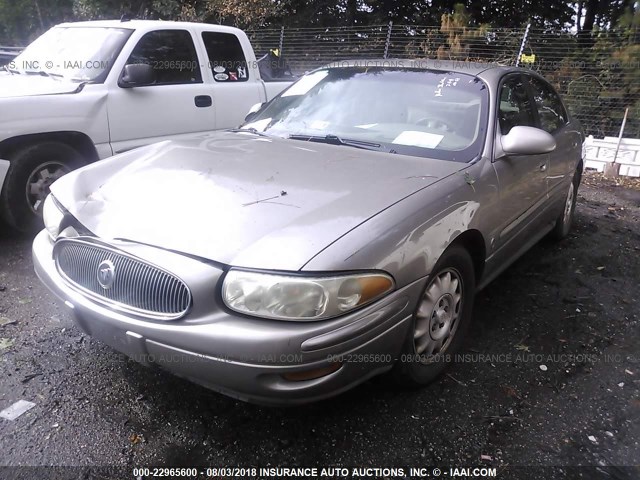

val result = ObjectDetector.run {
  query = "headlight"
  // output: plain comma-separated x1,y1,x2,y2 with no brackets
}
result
222,270,395,321
42,194,64,240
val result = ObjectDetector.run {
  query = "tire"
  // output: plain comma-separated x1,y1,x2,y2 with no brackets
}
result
550,166,581,241
392,245,476,387
0,142,83,233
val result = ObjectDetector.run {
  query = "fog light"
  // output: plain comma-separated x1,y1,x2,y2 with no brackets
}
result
282,362,342,382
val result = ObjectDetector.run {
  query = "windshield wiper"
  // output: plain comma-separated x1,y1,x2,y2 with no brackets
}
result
23,70,64,79
288,134,382,150
2,65,19,75
229,127,271,137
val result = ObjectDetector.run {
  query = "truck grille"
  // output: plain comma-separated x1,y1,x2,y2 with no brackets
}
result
54,239,190,320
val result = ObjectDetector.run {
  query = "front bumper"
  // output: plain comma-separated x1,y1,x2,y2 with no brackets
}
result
33,230,425,405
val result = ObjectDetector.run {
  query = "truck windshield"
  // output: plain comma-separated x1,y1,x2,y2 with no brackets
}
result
243,66,489,162
12,26,132,82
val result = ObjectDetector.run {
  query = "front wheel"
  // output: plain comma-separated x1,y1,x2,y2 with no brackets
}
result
0,142,82,232
392,245,476,387
550,166,581,240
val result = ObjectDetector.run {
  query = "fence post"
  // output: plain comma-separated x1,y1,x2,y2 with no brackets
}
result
516,22,531,67
605,107,629,178
279,26,285,55
383,21,393,59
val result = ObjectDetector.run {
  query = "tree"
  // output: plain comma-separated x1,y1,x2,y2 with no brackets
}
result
0,0,73,44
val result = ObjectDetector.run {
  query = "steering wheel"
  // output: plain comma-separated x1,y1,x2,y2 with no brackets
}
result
415,117,455,132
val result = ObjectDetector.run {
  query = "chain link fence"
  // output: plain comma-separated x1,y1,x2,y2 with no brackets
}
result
3,24,638,140
247,24,640,139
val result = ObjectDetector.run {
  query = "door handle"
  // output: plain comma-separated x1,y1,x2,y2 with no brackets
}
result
194,95,212,108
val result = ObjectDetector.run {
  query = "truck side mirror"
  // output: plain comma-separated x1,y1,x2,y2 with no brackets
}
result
245,102,265,122
119,63,156,88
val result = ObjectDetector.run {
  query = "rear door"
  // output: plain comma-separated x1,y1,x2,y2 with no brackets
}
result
107,29,216,154
200,31,264,129
491,74,551,248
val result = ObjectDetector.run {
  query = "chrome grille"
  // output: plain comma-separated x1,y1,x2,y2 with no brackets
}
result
54,239,191,320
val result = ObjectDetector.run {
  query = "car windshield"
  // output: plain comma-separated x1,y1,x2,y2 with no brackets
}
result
243,66,489,162
11,26,132,82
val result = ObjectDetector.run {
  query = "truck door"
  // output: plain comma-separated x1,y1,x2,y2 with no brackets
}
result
200,31,264,129
107,29,216,154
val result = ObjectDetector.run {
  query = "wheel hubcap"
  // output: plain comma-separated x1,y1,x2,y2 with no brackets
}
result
413,269,463,361
25,162,69,214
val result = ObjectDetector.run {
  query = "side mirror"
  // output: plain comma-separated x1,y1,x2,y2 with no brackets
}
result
119,63,156,88
245,102,265,122
501,126,556,155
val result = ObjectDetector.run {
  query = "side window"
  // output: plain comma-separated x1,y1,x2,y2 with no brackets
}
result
498,76,536,135
126,30,202,85
528,77,568,134
201,32,248,82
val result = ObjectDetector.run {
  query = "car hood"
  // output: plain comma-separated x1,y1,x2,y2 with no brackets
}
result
0,72,81,98
51,131,464,271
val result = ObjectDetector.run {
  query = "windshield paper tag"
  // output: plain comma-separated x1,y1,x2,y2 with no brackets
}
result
392,131,443,149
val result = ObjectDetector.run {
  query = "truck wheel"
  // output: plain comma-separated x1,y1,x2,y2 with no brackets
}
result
0,142,82,232
392,245,475,387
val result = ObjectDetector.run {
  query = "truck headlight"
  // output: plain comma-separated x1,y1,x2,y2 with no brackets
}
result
42,194,64,240
222,270,395,320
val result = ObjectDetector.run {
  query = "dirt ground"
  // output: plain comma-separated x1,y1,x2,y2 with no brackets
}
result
0,172,638,477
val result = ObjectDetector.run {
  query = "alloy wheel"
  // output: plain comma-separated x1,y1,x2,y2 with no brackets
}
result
25,161,68,214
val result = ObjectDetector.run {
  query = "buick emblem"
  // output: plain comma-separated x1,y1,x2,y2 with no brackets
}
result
97,259,115,290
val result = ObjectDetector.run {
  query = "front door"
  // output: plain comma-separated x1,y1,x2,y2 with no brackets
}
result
107,29,216,154
200,31,264,129
527,75,582,202
492,74,550,252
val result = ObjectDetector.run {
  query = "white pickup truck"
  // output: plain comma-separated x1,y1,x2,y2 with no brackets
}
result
0,20,294,231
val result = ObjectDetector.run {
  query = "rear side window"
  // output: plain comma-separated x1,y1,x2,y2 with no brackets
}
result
528,77,568,133
126,30,202,85
202,32,248,82
498,76,536,135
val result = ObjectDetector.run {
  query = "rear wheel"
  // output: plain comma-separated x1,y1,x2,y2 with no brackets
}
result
0,142,82,232
392,245,475,387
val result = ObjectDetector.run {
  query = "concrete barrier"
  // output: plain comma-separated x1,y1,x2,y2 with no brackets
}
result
584,136,640,177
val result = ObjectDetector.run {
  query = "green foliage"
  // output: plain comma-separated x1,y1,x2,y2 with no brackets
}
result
71,0,188,21
0,0,593,44
437,4,491,59
0,0,73,44
525,5,640,138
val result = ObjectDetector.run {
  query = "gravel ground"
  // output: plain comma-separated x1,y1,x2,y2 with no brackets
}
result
0,173,638,476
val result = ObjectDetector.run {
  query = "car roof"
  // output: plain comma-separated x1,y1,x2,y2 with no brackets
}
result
321,58,525,79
